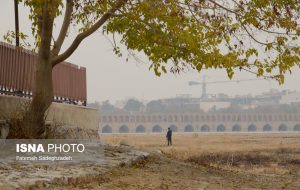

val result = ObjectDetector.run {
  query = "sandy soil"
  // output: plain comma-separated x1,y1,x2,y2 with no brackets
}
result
100,133,300,157
60,152,299,190
95,133,300,190
0,145,148,190
1,133,300,189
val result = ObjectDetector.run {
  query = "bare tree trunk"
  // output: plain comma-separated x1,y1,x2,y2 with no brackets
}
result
22,58,53,138
21,2,55,138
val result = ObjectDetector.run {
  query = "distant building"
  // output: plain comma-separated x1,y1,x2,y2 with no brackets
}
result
100,111,300,133
99,90,300,133
200,100,230,112
280,91,300,104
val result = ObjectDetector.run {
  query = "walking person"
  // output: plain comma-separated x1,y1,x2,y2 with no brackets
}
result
166,127,172,146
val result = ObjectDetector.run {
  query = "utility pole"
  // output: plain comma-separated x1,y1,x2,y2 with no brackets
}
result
14,0,19,47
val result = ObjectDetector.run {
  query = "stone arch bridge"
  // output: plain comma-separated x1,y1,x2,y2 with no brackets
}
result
100,112,300,133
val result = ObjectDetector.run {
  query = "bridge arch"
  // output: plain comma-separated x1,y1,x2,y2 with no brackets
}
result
201,124,210,132
294,124,300,131
136,125,146,133
248,124,257,132
169,124,178,132
263,124,272,132
152,125,162,133
102,125,112,133
217,124,225,132
119,125,129,133
184,125,194,132
232,124,241,132
278,124,288,131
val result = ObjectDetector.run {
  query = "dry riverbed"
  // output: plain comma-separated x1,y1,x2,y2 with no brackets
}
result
0,133,300,189
99,133,300,190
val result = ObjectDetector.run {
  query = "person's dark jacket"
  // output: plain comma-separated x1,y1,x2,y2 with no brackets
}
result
166,130,172,139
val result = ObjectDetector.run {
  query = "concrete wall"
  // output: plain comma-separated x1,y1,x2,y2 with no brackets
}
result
47,103,99,130
0,95,25,118
0,95,99,138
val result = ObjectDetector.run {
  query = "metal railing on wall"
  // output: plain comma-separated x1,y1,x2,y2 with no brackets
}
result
0,42,87,105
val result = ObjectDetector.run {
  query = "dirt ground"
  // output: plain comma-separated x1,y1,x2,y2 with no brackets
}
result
94,133,300,190
100,133,300,156
1,133,300,189
66,153,299,190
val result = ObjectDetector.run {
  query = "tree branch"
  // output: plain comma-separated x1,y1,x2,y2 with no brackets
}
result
207,0,241,16
51,0,128,66
51,0,73,56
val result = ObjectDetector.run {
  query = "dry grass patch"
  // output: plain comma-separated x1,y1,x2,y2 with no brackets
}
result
184,148,300,167
101,133,300,175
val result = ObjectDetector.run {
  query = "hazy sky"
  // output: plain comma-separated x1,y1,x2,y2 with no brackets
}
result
1,1,300,104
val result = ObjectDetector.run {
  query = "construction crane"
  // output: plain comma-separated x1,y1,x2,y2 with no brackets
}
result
189,76,267,99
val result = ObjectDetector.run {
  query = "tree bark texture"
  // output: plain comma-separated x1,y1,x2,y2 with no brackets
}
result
22,2,55,138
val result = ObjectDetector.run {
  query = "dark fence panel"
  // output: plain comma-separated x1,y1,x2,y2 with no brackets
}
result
0,42,87,104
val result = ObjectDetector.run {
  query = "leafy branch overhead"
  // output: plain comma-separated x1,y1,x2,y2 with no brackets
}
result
11,0,300,83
